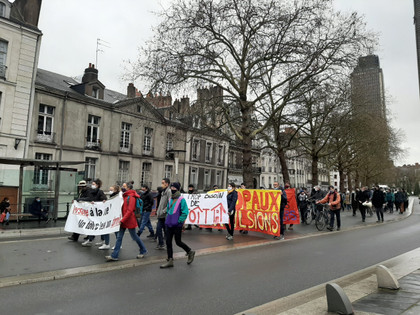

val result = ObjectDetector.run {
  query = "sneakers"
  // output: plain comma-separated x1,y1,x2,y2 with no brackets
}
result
105,255,118,262
155,244,165,250
327,226,333,231
111,245,122,250
337,227,341,231
136,252,148,259
81,240,93,247
95,241,104,246
160,258,174,268
288,226,294,230
226,235,233,241
98,244,110,250
274,234,285,240
187,250,195,265
146,234,155,238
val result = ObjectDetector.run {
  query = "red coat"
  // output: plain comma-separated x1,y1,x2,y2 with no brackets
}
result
319,191,341,210
120,190,140,229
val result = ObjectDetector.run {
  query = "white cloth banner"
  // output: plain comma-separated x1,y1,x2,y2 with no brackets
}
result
184,191,229,225
64,195,123,235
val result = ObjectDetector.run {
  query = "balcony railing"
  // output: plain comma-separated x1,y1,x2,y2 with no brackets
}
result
36,131,56,144
119,143,133,154
86,138,102,151
0,64,7,79
143,146,154,156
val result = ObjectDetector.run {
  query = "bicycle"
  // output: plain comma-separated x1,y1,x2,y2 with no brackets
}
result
304,198,321,225
315,204,331,231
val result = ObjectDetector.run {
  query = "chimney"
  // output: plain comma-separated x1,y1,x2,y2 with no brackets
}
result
82,63,98,83
127,83,136,98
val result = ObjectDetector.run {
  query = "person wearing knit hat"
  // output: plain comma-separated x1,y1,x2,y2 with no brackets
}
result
160,182,195,268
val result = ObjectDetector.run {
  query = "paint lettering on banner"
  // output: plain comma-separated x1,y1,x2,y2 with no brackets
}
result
184,192,229,225
283,188,300,225
64,195,123,235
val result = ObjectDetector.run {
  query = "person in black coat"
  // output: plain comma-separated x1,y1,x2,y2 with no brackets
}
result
225,182,238,240
372,186,385,222
137,185,155,238
358,186,371,222
29,197,49,222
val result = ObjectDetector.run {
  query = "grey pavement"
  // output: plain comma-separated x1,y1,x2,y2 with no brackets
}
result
0,198,418,315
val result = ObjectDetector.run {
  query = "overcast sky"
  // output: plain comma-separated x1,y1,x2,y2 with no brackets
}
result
36,0,420,166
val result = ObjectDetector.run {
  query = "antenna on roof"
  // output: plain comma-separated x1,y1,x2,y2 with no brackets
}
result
96,38,111,69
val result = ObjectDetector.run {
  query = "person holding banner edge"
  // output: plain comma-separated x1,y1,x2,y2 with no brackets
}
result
160,182,195,268
105,182,148,261
225,183,238,240
273,181,287,240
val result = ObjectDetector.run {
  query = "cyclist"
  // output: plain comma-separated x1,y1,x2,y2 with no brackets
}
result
316,185,341,231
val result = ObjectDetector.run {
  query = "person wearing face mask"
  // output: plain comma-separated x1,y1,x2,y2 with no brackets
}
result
160,182,195,268
29,197,50,223
225,183,238,240
317,185,341,231
155,178,171,250
137,185,155,238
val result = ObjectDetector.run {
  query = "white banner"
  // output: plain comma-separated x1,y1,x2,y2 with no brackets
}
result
64,195,123,235
184,191,229,225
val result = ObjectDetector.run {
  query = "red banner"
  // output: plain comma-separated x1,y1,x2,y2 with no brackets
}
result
283,188,300,224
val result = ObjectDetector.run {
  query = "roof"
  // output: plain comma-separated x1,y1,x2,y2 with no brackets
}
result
36,68,127,104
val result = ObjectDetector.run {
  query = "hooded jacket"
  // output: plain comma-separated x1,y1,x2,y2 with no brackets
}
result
157,186,172,219
121,189,140,229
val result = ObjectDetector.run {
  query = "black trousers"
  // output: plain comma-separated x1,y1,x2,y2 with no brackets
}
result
329,209,341,228
359,205,366,220
375,207,384,221
166,226,191,259
225,211,235,236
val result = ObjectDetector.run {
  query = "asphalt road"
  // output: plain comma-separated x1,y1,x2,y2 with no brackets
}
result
2,200,419,315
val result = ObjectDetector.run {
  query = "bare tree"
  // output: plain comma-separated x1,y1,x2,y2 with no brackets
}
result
129,0,375,186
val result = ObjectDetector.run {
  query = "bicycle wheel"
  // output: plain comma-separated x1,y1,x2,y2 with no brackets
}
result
315,212,328,231
304,210,313,225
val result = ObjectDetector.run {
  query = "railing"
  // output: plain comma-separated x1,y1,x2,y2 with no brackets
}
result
36,131,56,144
86,138,102,151
119,143,133,154
143,146,154,156
0,64,7,79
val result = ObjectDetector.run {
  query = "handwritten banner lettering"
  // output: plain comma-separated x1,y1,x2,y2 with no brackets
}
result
184,192,229,225
64,195,123,235
284,188,300,224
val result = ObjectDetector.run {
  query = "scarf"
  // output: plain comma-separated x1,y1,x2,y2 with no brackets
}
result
171,191,181,199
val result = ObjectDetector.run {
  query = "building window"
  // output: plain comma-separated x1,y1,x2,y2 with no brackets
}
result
85,157,97,180
0,3,5,17
37,104,54,135
229,152,235,168
137,105,142,113
164,165,173,180
143,127,153,152
262,176,265,187
118,160,130,183
169,112,174,120
190,167,198,186
141,162,152,186
87,115,100,143
217,145,224,165
0,40,7,78
92,87,99,99
34,153,52,185
205,142,212,163
120,122,131,151
166,133,174,151
216,171,222,187
192,139,200,161
204,169,211,189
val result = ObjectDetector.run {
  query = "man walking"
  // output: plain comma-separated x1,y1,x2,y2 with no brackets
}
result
155,178,171,250
372,185,385,222
317,185,341,231
137,185,155,238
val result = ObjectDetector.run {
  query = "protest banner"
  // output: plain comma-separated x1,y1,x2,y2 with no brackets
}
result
64,195,123,235
284,188,300,224
184,191,229,225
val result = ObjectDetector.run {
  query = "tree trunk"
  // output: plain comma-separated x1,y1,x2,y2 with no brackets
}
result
311,155,319,187
339,168,345,192
347,172,353,192
354,170,360,188
277,147,290,185
241,103,254,188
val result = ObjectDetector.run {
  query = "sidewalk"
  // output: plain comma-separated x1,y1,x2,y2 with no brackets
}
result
0,201,413,289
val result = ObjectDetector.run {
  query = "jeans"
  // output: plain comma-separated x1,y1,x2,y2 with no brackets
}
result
375,207,384,221
111,227,147,259
329,209,341,228
156,218,166,246
225,211,235,236
166,226,191,259
103,232,119,245
138,211,154,235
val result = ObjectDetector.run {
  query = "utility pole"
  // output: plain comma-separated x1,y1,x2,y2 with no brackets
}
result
95,38,111,69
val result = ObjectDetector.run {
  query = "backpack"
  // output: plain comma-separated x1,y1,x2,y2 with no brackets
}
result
127,196,144,218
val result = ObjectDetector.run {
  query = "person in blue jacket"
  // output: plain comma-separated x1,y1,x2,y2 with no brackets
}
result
225,182,238,241
160,182,195,269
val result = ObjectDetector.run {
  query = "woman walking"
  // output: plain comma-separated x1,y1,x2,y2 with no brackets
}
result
160,182,195,268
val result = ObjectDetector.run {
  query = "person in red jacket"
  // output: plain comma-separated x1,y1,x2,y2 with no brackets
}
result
317,185,341,231
105,182,147,261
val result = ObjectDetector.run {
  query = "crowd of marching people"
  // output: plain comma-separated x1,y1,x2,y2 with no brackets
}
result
66,177,410,267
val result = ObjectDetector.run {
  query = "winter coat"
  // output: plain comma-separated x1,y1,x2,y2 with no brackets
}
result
157,187,172,219
165,196,189,228
319,191,341,210
77,188,107,202
358,190,371,203
372,190,385,208
344,192,351,205
29,200,43,215
298,193,308,209
141,190,154,212
395,191,404,203
0,200,10,212
120,190,140,229
386,192,395,202
227,189,238,214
